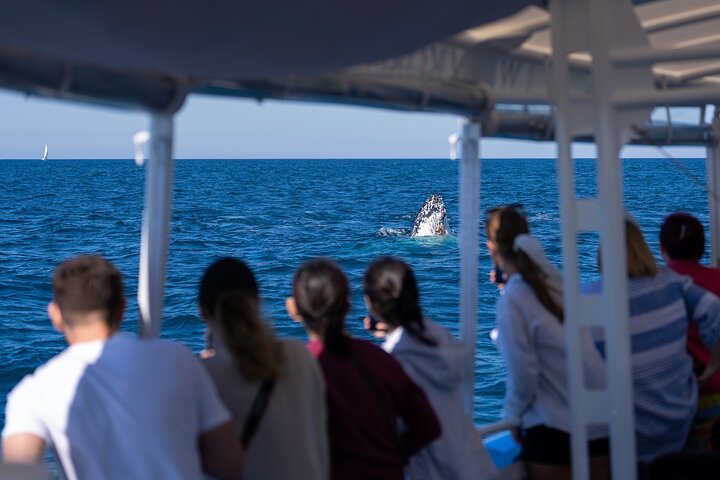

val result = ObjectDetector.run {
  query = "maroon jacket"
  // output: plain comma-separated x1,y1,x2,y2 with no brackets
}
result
308,338,441,480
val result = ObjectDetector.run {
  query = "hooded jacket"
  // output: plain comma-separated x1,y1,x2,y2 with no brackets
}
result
383,320,498,480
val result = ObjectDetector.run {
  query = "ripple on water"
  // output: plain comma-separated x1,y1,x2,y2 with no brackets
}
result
0,157,711,430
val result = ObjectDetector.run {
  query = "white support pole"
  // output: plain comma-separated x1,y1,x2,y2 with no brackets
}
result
549,1,590,477
459,118,481,415
707,114,720,267
138,114,174,337
590,0,637,478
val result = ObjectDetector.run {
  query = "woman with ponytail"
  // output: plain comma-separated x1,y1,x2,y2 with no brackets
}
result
286,257,441,480
363,256,498,480
487,206,609,480
198,257,328,480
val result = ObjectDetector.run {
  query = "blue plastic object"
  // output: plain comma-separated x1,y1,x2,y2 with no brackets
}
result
483,430,521,470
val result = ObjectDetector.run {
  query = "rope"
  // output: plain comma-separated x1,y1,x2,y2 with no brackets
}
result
630,124,720,208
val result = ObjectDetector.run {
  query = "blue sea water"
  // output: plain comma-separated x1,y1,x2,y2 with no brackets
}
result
0,157,711,433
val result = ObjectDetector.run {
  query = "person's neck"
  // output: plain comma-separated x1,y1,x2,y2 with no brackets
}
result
64,321,116,346
306,330,323,343
501,260,519,278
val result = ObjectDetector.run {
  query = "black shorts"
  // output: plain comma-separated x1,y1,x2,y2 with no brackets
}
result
520,425,610,465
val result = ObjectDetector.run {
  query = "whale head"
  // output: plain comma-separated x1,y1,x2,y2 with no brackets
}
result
411,194,447,237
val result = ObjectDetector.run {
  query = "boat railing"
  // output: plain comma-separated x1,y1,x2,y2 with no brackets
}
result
476,420,519,437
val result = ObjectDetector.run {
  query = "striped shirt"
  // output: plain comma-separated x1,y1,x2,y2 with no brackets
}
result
586,269,720,461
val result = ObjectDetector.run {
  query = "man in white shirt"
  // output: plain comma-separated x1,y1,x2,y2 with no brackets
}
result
2,255,243,479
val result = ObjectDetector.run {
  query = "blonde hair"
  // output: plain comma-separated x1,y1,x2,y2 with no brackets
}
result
626,221,658,278
598,220,658,278
199,258,283,383
215,292,283,382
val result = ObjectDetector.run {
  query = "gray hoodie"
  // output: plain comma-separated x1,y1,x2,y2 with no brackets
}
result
383,320,498,480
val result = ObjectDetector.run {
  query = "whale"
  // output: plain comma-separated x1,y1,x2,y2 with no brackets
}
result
411,194,447,236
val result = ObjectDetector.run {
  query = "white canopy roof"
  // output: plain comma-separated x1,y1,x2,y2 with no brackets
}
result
0,0,719,143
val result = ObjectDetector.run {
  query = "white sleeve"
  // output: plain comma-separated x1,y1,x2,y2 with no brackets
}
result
188,354,231,433
2,375,50,443
496,295,539,425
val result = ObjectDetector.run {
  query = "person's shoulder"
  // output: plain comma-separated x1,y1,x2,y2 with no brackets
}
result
127,335,202,369
417,318,455,346
349,337,400,366
280,338,319,366
28,345,80,379
502,275,534,301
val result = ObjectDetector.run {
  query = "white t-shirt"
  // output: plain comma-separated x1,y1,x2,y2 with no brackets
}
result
2,332,231,480
202,339,329,480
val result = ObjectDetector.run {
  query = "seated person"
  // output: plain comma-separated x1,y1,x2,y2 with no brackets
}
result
2,255,242,480
362,256,498,480
586,220,720,462
198,257,329,480
660,212,720,450
286,258,441,480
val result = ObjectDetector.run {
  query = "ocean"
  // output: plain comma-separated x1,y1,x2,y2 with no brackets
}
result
0,157,711,431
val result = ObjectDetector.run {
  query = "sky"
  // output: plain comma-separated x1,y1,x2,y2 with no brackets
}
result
0,89,707,160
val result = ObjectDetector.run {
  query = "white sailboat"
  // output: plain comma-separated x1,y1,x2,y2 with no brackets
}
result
2,2,720,479
40,144,48,161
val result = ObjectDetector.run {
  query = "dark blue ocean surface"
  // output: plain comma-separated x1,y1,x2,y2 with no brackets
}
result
0,158,711,432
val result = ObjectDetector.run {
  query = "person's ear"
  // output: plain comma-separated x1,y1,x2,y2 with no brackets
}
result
285,297,303,323
48,301,64,332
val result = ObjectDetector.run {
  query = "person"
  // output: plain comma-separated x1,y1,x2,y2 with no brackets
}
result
660,212,720,450
285,258,441,480
362,256,498,480
488,206,609,480
586,219,720,462
198,257,329,480
2,255,242,480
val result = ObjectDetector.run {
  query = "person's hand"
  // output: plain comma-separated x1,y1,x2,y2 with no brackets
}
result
489,269,505,292
510,427,522,444
363,316,389,339
699,344,720,386
199,348,216,359
698,362,719,386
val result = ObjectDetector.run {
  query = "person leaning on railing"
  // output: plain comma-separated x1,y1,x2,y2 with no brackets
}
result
2,255,243,480
361,256,498,480
488,205,610,480
197,257,329,480
286,258,441,480
660,212,720,452
586,218,720,463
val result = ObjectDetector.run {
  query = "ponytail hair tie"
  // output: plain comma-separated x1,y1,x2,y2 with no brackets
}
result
513,234,563,292
513,234,539,255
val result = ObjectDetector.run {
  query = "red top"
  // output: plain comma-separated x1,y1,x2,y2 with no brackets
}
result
308,338,441,480
668,259,720,394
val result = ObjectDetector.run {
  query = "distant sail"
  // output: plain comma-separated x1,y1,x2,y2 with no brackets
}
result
41,144,48,161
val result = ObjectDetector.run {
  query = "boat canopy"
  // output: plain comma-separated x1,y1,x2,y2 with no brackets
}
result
1,1,719,144
3,2,720,480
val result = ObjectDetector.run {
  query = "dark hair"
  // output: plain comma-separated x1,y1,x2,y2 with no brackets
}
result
292,258,350,357
52,255,124,326
494,208,564,322
199,258,282,382
660,212,705,261
363,257,436,347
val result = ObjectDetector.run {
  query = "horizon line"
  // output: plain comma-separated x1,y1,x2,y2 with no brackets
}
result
0,156,707,161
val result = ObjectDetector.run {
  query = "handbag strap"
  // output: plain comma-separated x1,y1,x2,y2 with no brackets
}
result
240,379,275,448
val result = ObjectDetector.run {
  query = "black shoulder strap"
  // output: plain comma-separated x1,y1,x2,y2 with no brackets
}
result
241,379,275,448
